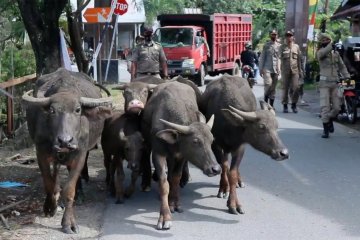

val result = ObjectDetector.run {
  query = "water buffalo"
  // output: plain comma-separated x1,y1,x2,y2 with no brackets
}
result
101,111,144,204
141,81,221,230
113,75,202,115
22,68,112,234
200,74,289,214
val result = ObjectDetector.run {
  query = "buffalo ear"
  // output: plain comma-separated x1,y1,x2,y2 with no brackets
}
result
83,106,112,121
221,109,244,126
156,129,179,144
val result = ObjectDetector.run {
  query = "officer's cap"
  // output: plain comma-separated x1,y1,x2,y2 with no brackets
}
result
285,30,294,36
317,32,332,42
143,26,153,33
269,29,278,35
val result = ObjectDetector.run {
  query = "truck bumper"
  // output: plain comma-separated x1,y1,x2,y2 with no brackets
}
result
168,67,197,77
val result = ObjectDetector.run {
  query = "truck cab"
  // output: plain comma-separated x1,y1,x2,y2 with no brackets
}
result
153,26,209,86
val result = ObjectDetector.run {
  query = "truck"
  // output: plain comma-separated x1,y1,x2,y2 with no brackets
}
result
153,13,252,86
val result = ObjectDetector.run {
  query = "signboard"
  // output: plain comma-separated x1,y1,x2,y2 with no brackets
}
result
83,7,111,23
114,0,128,15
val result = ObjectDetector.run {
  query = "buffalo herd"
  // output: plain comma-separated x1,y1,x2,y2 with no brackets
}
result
22,68,288,233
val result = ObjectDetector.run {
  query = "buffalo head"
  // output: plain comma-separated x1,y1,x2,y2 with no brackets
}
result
222,101,289,161
156,113,221,177
22,90,112,159
113,82,157,114
119,130,144,171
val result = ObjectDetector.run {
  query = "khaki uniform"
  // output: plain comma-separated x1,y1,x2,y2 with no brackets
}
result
279,43,303,105
317,43,350,123
259,40,280,100
132,41,167,79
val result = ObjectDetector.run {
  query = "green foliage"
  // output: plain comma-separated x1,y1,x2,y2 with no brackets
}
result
144,0,185,24
0,44,36,82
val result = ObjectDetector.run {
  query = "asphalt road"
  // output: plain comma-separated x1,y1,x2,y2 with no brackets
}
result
101,67,360,240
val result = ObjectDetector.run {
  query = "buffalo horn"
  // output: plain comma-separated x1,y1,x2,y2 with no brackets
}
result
159,119,190,134
22,90,50,106
229,105,258,121
112,84,128,90
207,114,215,129
80,96,113,107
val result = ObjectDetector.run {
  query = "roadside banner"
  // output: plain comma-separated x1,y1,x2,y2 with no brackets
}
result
307,0,319,41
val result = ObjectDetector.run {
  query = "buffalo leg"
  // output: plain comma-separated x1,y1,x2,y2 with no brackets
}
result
37,152,61,217
168,158,185,213
179,161,190,188
61,153,86,234
227,144,245,214
153,153,172,230
114,156,125,204
81,151,90,182
212,143,230,198
124,169,139,198
140,147,152,192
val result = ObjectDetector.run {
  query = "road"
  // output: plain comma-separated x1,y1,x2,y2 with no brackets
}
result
101,65,360,240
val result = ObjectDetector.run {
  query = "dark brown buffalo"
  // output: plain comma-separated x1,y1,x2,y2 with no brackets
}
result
141,81,221,230
200,74,289,214
22,68,112,234
101,111,144,204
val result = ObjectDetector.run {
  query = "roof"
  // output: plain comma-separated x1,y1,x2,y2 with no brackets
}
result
331,0,360,20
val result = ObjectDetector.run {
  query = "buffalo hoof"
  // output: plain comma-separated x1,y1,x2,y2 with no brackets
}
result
124,187,135,198
217,191,229,199
236,181,245,188
228,206,245,215
43,198,57,217
157,220,172,230
115,198,125,204
169,205,183,213
141,185,151,192
62,224,79,234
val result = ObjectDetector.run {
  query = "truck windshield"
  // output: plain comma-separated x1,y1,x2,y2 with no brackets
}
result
154,28,193,47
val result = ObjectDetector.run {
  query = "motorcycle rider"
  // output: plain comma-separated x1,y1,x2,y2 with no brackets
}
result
241,42,259,79
317,32,350,138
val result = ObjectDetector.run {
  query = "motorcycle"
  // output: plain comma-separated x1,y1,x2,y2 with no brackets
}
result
241,65,257,88
338,78,358,124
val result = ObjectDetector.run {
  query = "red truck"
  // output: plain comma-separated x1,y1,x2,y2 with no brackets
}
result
153,13,252,86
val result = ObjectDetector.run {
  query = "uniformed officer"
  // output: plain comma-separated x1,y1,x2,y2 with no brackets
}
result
259,29,281,108
279,30,304,113
317,32,350,138
131,26,168,81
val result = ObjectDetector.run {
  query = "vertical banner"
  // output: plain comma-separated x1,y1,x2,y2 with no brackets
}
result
307,0,319,40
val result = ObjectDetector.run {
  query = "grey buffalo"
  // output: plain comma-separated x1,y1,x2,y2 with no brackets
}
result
22,68,112,234
141,81,221,230
101,111,145,203
200,74,289,214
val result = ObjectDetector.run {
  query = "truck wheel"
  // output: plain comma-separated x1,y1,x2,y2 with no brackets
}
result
232,63,240,76
196,64,206,86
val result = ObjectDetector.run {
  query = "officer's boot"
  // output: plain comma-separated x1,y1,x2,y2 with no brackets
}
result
264,96,269,103
321,123,329,138
269,99,275,108
328,118,334,133
283,104,288,113
291,103,298,113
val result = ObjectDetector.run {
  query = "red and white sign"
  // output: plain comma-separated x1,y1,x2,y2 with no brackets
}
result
114,0,128,15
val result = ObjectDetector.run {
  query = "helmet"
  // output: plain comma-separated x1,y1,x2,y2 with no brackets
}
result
245,42,252,49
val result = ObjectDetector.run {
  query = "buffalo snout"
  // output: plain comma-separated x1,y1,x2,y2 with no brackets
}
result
204,164,221,177
54,135,78,152
272,148,289,161
127,99,144,113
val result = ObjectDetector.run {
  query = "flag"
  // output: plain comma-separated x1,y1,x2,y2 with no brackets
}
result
307,0,319,40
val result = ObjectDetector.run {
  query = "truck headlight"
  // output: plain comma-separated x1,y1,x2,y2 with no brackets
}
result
182,59,195,68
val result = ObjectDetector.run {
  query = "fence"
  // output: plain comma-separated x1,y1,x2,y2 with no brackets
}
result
0,74,37,137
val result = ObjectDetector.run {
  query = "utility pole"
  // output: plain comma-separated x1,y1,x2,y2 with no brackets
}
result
285,0,309,54
320,0,330,32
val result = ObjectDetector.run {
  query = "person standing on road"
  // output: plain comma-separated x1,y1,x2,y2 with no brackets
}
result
316,32,350,138
279,30,304,113
259,29,281,108
131,26,168,81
